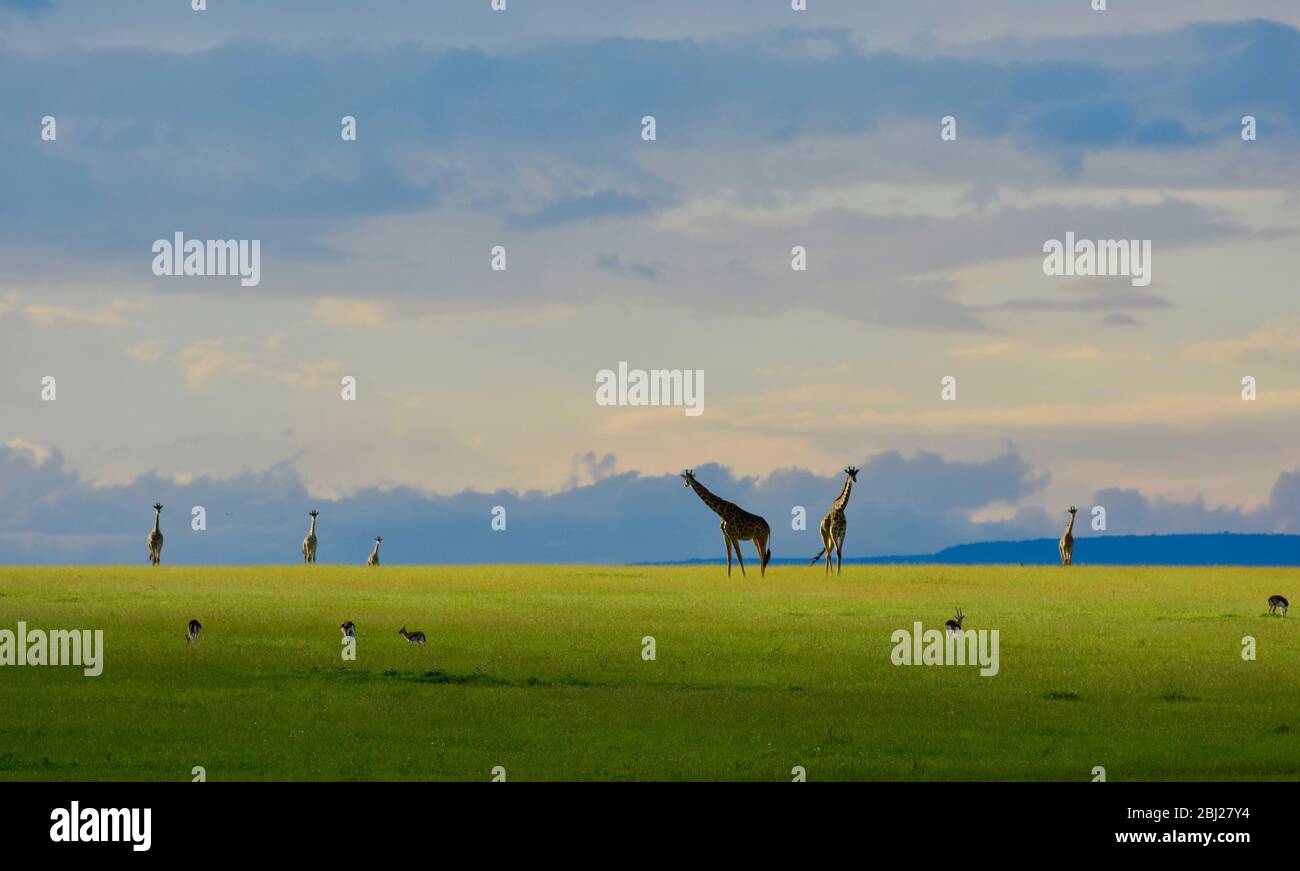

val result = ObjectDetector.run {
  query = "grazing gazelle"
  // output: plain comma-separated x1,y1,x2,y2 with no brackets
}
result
186,619,202,646
147,503,165,566
398,626,427,646
302,510,319,564
1059,506,1078,567
340,621,357,638
944,608,964,637
1268,595,1288,617
366,536,382,566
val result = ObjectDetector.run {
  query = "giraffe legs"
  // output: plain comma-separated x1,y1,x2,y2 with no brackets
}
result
835,534,844,576
734,541,747,577
723,533,733,577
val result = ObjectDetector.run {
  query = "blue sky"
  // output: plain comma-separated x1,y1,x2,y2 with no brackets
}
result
2,2,1299,562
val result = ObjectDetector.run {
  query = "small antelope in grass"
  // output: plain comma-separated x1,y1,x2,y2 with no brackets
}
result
944,608,964,638
340,621,357,639
186,619,202,646
398,626,426,646
366,536,382,566
1268,595,1288,617
147,503,165,565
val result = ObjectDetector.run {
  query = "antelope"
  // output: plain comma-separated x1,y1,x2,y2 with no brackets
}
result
186,619,202,646
944,608,964,637
398,626,427,646
1268,595,1288,617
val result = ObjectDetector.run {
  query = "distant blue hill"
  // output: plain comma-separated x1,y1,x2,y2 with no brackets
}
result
646,533,1300,567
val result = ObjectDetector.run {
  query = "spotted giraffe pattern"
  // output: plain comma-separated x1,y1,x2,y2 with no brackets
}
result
1059,507,1077,567
147,503,164,566
303,510,319,564
681,470,771,577
810,467,857,575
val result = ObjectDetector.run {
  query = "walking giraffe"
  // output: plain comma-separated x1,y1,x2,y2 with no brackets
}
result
302,510,319,564
367,536,382,566
809,466,858,575
681,469,771,577
147,503,164,566
1059,506,1078,567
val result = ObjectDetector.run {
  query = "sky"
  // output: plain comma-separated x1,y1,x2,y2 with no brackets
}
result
1,1,1299,563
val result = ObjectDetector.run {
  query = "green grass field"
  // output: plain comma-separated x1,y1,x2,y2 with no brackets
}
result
0,565,1296,781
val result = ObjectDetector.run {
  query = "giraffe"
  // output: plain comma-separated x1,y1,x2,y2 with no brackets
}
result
367,536,382,566
808,466,858,575
302,510,319,564
147,503,164,566
1059,506,1078,567
681,469,771,577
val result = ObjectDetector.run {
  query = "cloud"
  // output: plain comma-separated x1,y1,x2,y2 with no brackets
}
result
181,339,257,390
1184,319,1300,364
0,0,52,18
508,190,655,229
948,341,1021,359
3,19,1296,277
0,299,128,327
594,253,662,280
312,298,387,327
125,341,162,364
1,439,1295,564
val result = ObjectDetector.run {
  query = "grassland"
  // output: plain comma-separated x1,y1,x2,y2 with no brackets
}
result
0,564,1296,781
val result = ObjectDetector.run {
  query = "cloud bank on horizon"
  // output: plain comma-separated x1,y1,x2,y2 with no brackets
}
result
2,1,1298,562
2,441,1298,564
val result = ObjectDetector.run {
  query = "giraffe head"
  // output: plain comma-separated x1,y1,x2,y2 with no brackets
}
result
844,467,859,482
680,469,696,487
375,536,383,543
309,510,320,518
153,503,163,512
1068,506,1078,515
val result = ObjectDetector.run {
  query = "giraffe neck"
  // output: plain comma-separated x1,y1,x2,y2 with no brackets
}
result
688,479,729,517
371,541,380,555
834,477,853,511
1065,514,1076,536
153,511,161,533
309,518,317,535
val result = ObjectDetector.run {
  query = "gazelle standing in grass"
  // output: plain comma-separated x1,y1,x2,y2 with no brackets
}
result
302,510,319,564
944,608,964,638
186,619,202,646
1268,595,1288,617
147,503,164,566
398,626,427,646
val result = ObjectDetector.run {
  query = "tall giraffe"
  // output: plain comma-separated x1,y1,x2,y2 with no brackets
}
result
1059,506,1078,567
302,510,319,564
367,536,382,566
147,503,164,566
681,469,771,577
809,466,858,575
